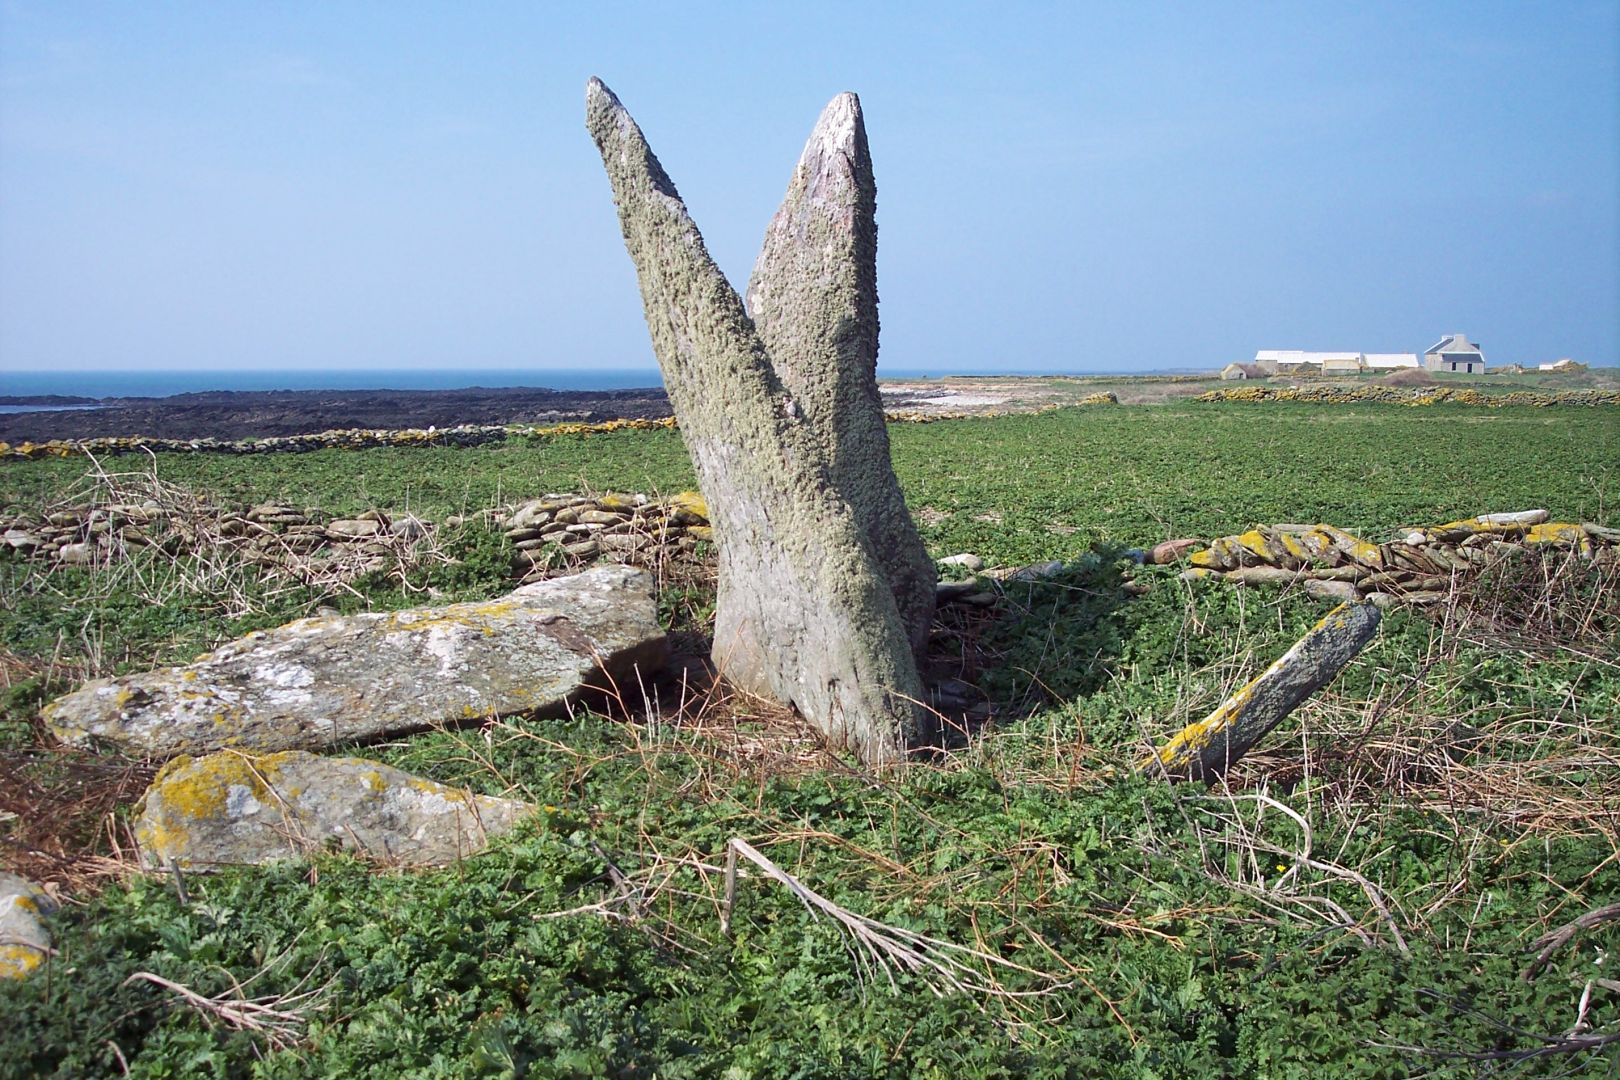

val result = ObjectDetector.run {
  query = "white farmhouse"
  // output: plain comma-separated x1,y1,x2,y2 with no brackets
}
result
1250,338,1484,376
1423,334,1486,373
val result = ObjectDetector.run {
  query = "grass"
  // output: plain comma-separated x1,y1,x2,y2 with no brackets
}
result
5,400,1612,541
1,401,1618,1077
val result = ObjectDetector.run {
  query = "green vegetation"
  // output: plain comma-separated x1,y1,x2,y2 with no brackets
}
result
2,402,1617,1077
6,400,1613,543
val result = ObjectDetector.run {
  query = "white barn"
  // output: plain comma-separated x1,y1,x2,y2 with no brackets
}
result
1364,353,1420,370
1254,350,1362,374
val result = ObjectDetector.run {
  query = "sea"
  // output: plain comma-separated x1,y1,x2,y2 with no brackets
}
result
0,367,669,403
0,365,1218,417
0,365,1178,410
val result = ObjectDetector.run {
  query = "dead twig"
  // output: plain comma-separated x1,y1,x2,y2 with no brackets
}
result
718,837,1068,1004
123,964,329,1050
1522,901,1620,981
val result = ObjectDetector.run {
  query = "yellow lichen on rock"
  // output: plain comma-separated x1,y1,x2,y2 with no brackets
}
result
0,943,44,979
382,600,520,635
1140,602,1380,780
1234,530,1273,561
138,751,267,855
135,749,539,868
667,491,708,521
1524,522,1588,546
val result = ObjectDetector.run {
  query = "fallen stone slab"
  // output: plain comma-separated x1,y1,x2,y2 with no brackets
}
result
0,872,57,979
137,751,537,869
1139,601,1381,782
45,565,669,758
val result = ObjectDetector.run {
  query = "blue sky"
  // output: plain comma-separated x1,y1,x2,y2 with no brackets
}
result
1,1,1615,376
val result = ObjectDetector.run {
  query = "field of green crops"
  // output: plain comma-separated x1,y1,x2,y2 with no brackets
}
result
2,401,1617,1078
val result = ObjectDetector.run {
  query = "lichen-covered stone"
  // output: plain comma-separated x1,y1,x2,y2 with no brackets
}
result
1303,578,1363,604
44,565,668,758
136,751,535,869
1139,601,1381,781
0,872,57,979
585,77,927,764
744,91,936,655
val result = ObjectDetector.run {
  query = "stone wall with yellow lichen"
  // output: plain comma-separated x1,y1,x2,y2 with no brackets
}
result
0,402,1013,461
1160,511,1617,606
1196,386,1620,408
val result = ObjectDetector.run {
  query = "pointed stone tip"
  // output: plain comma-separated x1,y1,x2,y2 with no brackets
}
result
805,91,865,161
820,92,862,129
585,77,621,114
585,77,630,142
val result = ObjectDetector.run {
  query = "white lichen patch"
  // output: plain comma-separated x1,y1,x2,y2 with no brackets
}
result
261,663,314,689
225,783,263,818
421,624,466,674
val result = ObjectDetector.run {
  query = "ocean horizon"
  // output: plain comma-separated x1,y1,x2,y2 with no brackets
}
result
0,366,1192,402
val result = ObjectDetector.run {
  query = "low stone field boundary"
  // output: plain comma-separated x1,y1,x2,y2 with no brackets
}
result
0,404,1044,461
1197,385,1620,407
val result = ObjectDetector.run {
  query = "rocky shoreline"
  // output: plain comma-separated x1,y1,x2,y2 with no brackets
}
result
0,385,674,442
0,378,1135,446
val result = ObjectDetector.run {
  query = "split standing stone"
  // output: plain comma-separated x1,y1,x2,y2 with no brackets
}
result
745,92,936,656
585,77,930,764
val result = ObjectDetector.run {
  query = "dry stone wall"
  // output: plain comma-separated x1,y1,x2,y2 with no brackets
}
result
1197,386,1619,408
1163,511,1617,606
0,408,988,461
0,490,719,585
0,417,677,460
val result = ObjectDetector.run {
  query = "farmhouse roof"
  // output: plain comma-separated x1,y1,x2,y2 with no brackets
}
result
1425,334,1482,356
1364,353,1420,369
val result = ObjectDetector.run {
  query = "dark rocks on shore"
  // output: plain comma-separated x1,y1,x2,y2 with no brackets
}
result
0,394,102,407
0,385,673,442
